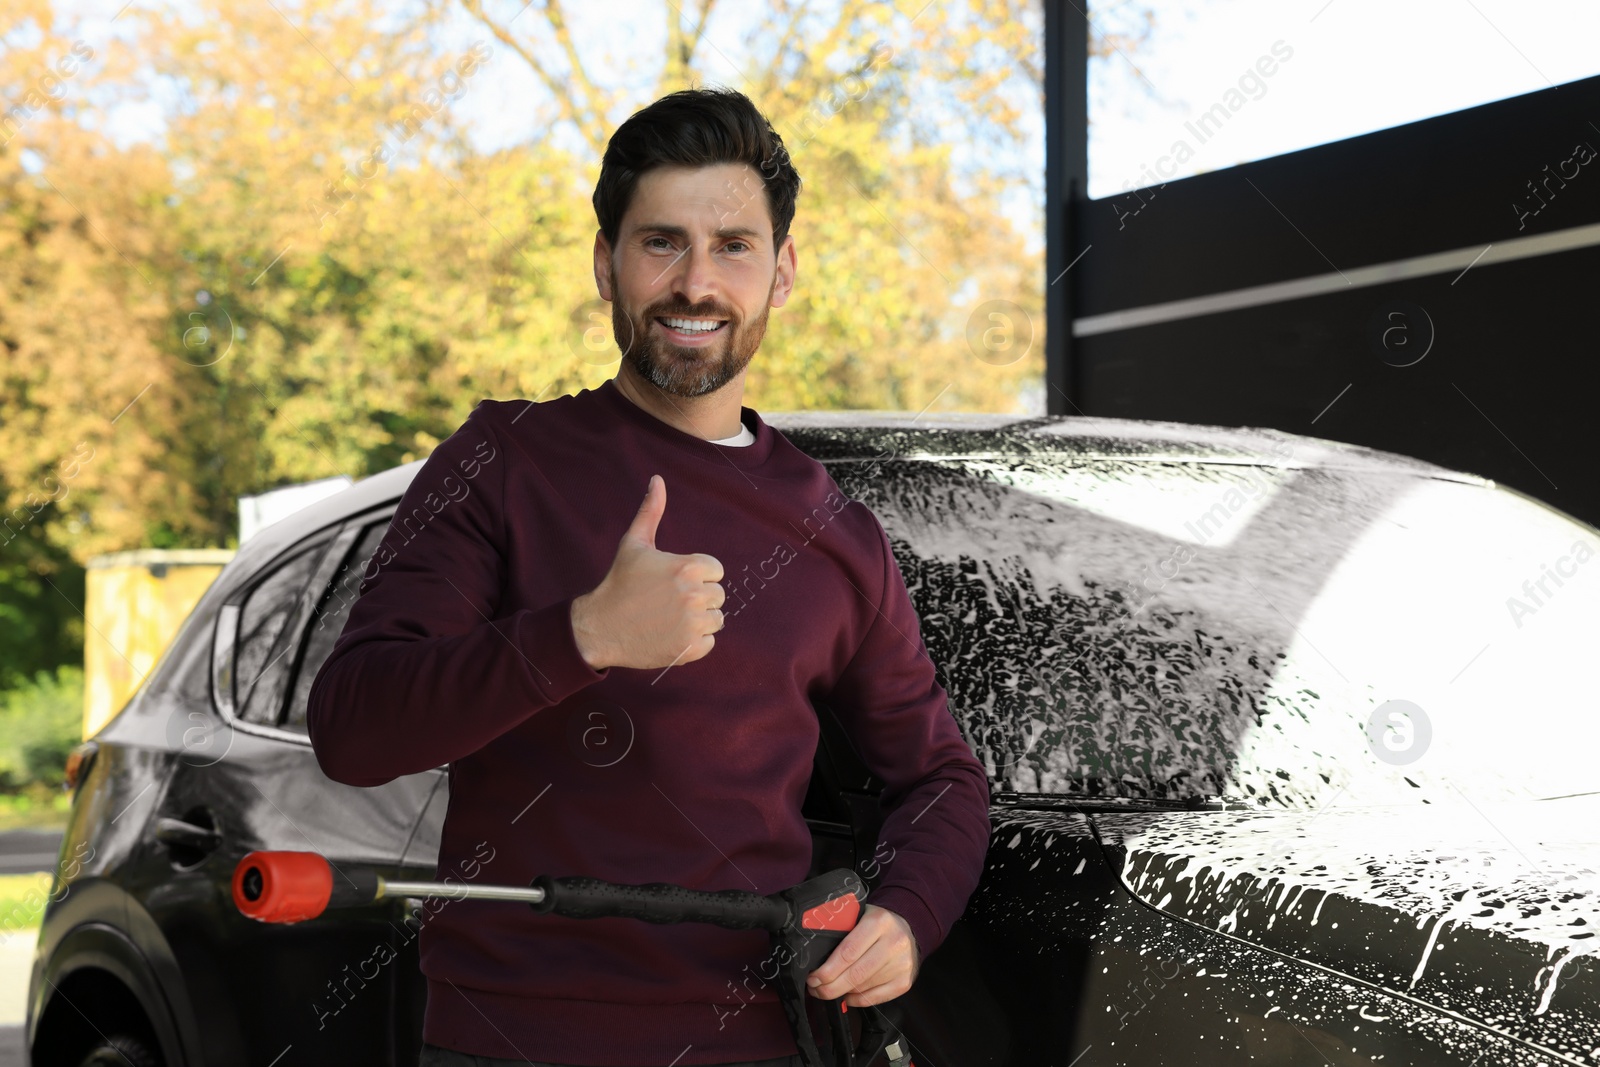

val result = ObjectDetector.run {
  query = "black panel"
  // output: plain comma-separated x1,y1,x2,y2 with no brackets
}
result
1078,73,1600,312
1056,61,1600,526
1045,0,1090,412
1078,234,1599,527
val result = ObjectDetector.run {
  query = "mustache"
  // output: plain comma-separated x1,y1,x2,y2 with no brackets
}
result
646,304,734,320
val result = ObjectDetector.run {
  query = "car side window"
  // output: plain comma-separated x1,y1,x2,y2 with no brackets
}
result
282,520,392,733
235,543,329,725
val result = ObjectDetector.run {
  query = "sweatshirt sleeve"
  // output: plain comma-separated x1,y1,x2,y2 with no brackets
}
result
306,402,609,787
824,513,992,963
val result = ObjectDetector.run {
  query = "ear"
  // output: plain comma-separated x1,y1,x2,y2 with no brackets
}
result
594,229,614,301
770,233,797,310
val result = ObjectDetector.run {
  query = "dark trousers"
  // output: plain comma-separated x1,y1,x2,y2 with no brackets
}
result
418,1044,804,1067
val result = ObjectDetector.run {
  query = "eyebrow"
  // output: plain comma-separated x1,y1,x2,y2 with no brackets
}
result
632,223,764,243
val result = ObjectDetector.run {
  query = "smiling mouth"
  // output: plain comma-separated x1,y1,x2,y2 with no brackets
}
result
654,316,729,337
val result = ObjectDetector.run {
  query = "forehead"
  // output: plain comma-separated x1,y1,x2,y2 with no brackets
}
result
623,163,772,234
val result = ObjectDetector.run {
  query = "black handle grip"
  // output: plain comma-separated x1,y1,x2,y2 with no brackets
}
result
530,876,791,930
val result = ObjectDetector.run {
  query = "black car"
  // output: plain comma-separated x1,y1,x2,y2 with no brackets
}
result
26,410,1600,1066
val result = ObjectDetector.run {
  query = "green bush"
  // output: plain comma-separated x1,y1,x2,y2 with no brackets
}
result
0,789,71,833
0,547,86,694
0,664,84,790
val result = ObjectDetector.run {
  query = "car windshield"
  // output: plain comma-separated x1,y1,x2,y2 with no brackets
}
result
840,449,1600,810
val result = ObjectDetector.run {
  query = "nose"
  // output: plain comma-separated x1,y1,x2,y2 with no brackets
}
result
665,242,721,314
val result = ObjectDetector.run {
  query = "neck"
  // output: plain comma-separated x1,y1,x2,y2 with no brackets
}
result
611,362,747,440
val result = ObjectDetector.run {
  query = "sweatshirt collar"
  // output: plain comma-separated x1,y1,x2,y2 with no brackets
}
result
592,377,777,469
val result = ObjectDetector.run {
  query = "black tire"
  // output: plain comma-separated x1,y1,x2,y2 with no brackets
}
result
75,1032,161,1067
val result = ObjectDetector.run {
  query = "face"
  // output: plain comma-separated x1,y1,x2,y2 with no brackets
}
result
596,162,795,398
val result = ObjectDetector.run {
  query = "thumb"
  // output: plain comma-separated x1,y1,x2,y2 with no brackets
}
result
623,474,665,549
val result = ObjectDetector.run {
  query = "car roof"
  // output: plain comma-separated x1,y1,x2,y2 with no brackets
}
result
227,409,1491,583
763,410,1483,478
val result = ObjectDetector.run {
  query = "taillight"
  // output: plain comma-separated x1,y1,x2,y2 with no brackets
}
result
64,741,98,791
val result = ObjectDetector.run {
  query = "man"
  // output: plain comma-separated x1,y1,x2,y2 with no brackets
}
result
307,86,990,1067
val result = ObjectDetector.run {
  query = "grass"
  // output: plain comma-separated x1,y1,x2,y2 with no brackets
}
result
0,788,71,834
0,873,53,936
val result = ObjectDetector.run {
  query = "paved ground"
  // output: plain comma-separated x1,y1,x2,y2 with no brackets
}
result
0,1027,22,1066
0,930,34,1065
0,833,61,877
0,829,57,1067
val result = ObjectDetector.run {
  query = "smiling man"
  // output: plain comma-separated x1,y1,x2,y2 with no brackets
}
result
600,166,777,414
307,87,990,1067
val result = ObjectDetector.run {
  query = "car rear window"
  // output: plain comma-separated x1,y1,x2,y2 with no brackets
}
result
838,451,1600,808
283,521,391,732
235,542,329,725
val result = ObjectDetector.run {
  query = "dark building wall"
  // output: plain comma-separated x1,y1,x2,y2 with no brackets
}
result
1060,69,1600,528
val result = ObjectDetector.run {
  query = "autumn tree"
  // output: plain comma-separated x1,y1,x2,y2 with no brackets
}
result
1,0,1082,681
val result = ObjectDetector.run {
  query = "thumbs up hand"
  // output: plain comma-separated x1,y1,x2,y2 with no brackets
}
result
569,475,727,671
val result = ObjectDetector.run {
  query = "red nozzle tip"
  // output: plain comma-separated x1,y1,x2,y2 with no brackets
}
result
232,851,334,924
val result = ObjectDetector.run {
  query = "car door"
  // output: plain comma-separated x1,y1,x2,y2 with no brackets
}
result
134,508,443,1066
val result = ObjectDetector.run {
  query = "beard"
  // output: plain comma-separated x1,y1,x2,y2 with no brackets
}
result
611,267,775,398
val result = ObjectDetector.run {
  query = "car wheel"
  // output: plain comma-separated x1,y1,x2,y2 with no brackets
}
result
75,1032,161,1067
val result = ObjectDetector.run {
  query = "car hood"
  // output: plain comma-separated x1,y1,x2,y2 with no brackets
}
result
1094,795,1600,1061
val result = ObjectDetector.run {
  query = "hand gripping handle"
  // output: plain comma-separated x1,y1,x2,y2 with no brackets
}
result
529,875,792,931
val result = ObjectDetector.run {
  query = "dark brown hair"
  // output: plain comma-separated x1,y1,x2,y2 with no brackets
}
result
592,86,802,256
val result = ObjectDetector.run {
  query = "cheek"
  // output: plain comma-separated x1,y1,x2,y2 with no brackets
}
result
732,273,778,315
611,264,654,303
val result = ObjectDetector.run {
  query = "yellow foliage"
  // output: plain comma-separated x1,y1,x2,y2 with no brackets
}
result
1,0,1050,559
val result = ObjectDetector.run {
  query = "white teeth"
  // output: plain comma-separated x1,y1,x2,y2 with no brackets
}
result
660,317,724,333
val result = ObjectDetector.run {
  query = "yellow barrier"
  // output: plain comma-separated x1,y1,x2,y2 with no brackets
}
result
82,549,235,739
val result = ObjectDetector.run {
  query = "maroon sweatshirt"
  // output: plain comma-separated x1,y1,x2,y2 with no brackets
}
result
306,379,991,1064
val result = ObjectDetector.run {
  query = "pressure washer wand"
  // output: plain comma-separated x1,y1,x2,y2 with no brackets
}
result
230,849,786,923
232,851,912,1067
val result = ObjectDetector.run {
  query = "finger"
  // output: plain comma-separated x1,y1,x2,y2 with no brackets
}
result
681,588,720,620
807,929,870,990
807,913,886,987
809,938,896,1001
828,948,911,1004
685,552,724,584
842,976,913,1008
624,475,665,549
685,579,726,611
681,632,715,664
809,958,894,1002
675,566,726,601
674,555,722,585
